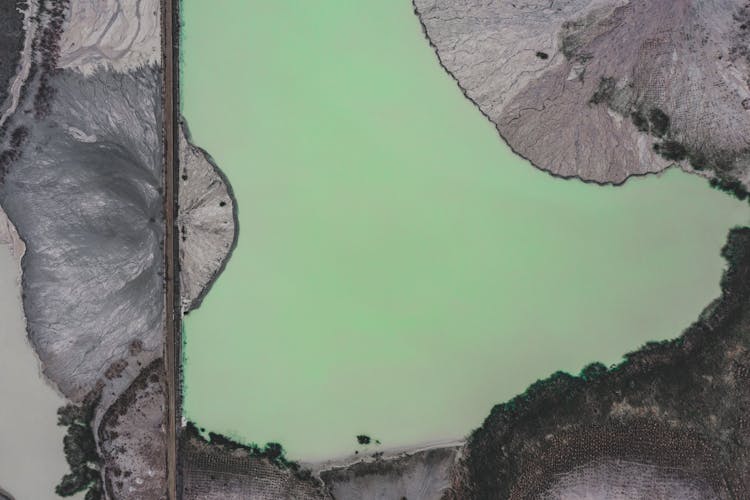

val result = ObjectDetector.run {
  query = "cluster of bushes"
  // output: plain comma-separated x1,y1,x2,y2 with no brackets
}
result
709,177,749,201
589,77,616,105
0,127,29,181
55,397,103,500
184,421,302,473
33,0,69,118
628,107,750,202
652,140,687,161
630,107,671,138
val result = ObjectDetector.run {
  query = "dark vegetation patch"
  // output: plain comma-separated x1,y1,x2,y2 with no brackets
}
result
628,107,750,202
710,177,749,201
0,126,28,182
356,434,371,445
56,392,103,499
33,0,68,119
183,421,305,475
589,77,616,105
180,423,333,498
630,111,649,132
0,0,25,113
652,140,687,161
648,108,670,137
629,107,671,138
535,51,548,60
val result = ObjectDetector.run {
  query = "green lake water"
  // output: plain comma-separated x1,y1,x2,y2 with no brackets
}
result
181,0,750,460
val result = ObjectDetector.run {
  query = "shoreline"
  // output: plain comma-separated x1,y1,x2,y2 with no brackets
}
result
0,207,77,500
306,437,465,476
0,207,68,399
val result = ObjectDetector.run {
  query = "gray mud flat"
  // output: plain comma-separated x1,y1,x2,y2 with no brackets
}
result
0,66,164,401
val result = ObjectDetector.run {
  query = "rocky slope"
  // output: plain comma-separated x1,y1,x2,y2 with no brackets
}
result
177,119,237,312
1,65,164,401
414,0,750,186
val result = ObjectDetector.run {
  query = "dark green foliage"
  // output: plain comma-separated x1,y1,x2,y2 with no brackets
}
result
688,150,707,170
653,141,688,161
709,177,749,201
630,111,649,132
356,434,372,445
57,403,83,426
649,108,670,137
186,421,302,472
83,480,103,500
57,399,96,427
580,362,608,381
0,0,24,119
263,442,284,461
207,431,247,450
55,398,102,498
55,466,99,497
589,77,616,105
63,424,98,468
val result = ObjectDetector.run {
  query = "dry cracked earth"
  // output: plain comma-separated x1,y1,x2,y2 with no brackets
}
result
2,0,750,499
